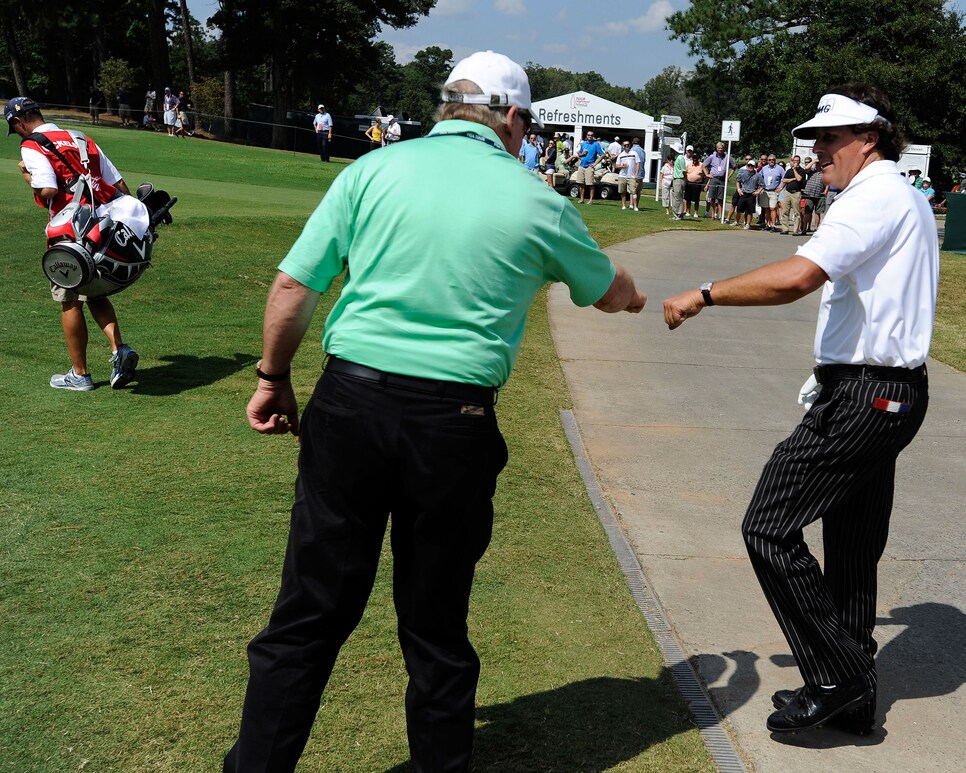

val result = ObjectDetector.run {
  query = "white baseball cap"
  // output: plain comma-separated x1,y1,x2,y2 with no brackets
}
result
793,93,886,139
685,144,694,151
317,104,324,110
387,115,395,121
442,50,543,128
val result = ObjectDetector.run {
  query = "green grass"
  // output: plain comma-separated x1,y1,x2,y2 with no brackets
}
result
0,125,712,771
2,124,961,771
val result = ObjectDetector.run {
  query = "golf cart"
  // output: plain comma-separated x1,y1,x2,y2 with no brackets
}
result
554,157,622,200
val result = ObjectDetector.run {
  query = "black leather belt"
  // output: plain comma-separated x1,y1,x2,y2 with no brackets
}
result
814,364,927,383
325,356,497,405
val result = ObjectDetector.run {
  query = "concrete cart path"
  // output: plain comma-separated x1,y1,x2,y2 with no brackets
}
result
549,229,965,773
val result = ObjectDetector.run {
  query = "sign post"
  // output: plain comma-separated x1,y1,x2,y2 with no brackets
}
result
719,120,741,223
655,115,683,202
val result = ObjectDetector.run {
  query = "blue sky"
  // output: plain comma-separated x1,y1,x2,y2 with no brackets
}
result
186,0,697,89
187,0,966,91
376,0,696,89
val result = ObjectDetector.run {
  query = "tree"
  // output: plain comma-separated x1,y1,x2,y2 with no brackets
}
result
146,0,174,93
97,58,138,109
210,0,437,149
667,0,966,183
1,0,28,94
639,66,686,118
395,46,453,128
178,0,196,88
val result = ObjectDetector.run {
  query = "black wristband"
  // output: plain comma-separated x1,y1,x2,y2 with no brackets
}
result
256,364,291,382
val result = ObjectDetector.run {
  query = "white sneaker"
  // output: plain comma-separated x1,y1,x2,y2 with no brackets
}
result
633,207,639,211
50,367,94,391
622,206,627,210
743,224,750,230
110,344,139,389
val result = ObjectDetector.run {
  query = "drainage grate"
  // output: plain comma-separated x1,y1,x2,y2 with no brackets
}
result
561,410,747,773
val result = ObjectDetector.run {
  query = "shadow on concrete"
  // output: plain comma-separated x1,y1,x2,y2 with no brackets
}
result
383,675,695,772
127,352,258,396
763,601,965,748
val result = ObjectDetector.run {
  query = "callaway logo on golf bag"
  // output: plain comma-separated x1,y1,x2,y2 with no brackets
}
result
32,131,177,299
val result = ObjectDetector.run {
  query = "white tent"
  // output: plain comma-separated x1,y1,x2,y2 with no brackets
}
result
531,91,660,182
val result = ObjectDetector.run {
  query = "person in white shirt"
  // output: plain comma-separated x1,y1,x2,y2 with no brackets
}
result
614,141,640,210
384,115,401,144
663,84,937,738
607,135,622,159
313,104,333,161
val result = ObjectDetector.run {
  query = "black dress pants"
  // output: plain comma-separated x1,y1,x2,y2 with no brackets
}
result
742,370,928,697
224,369,508,772
316,132,329,162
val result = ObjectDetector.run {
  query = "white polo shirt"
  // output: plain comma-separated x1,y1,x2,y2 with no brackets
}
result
616,150,638,178
796,160,939,368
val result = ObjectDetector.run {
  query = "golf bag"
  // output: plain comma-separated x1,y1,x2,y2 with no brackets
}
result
35,130,177,299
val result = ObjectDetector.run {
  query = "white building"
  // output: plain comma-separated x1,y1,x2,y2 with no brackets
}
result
531,91,660,182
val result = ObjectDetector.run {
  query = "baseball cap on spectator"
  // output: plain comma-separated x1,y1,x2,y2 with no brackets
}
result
387,115,395,122
4,96,41,135
923,177,931,183
686,144,694,151
793,93,890,138
442,50,543,128
746,159,755,166
317,104,324,110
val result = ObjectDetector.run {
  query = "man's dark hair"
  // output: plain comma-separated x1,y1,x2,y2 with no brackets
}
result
829,83,906,162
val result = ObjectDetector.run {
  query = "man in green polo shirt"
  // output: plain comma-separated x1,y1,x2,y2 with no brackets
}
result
223,51,646,773
670,141,687,220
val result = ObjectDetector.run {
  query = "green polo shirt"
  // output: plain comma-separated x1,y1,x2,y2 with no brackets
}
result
279,119,616,387
672,154,687,179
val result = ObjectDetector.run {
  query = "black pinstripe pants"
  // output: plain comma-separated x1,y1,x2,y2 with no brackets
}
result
742,371,928,700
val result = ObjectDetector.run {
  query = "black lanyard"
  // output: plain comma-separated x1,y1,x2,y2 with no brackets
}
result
428,130,505,152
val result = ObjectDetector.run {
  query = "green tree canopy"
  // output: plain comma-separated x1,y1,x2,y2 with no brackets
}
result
668,0,966,184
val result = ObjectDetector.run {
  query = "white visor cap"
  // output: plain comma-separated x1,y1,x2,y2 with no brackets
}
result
793,94,884,139
442,50,543,128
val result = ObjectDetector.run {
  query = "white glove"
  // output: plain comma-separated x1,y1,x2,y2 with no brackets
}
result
798,374,822,410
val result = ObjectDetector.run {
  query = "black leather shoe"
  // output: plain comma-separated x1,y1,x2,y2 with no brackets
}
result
767,674,874,733
772,687,875,735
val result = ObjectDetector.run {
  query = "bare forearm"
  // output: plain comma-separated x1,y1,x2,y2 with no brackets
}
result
663,255,828,330
594,262,647,313
707,256,828,306
260,272,321,372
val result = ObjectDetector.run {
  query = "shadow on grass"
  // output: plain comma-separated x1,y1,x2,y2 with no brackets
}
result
129,352,258,396
385,674,695,772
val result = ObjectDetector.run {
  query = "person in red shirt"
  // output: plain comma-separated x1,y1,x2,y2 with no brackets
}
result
6,97,141,391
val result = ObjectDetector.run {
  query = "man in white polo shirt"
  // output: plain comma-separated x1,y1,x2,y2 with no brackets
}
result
663,84,938,737
615,140,640,211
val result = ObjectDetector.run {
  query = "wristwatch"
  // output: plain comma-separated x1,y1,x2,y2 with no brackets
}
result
700,281,715,306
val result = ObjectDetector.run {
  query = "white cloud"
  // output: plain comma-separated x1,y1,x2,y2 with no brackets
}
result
495,0,527,16
543,43,568,54
387,42,427,64
434,0,472,16
599,1,674,35
506,31,537,42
